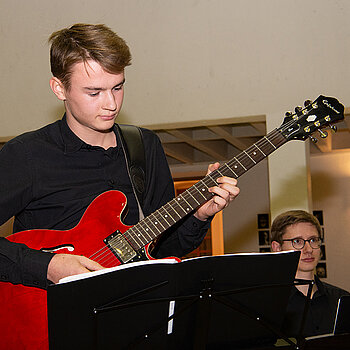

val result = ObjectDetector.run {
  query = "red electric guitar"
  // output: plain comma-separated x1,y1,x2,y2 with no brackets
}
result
0,95,344,349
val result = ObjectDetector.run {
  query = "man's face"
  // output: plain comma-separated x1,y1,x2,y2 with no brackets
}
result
274,222,321,274
55,60,125,137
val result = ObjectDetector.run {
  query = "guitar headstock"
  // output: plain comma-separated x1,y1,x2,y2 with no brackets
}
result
279,95,344,142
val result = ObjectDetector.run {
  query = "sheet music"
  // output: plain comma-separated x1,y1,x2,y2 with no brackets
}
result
58,258,179,284
58,251,293,284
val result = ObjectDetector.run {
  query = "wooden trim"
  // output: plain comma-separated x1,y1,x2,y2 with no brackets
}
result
211,211,224,255
0,136,13,143
174,179,225,256
174,180,197,190
141,115,266,130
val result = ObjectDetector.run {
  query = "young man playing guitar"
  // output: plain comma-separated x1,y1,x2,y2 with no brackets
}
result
0,23,239,289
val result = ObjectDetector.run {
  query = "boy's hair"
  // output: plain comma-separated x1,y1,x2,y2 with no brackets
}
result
49,23,132,88
270,210,322,244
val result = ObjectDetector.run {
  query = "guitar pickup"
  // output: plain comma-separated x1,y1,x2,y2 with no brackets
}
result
104,232,137,264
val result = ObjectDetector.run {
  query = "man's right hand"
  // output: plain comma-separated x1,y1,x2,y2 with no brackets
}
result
47,254,104,283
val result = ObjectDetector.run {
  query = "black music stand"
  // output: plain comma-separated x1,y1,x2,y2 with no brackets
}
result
47,251,300,350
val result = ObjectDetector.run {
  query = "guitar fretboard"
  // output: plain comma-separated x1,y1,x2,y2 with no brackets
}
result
120,128,287,251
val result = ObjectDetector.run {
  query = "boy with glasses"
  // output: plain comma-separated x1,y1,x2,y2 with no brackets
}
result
271,210,349,337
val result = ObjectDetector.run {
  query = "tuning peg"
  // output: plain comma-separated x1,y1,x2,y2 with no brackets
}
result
285,111,293,117
304,99,312,107
318,129,328,138
309,136,318,143
295,106,303,115
330,124,337,132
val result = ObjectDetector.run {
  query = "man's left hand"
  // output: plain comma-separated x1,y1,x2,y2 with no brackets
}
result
194,162,240,221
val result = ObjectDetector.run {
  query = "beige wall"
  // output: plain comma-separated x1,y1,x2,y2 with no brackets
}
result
1,0,349,136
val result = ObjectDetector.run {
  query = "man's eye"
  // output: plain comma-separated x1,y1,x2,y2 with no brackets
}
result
114,85,123,91
89,92,99,97
293,239,303,245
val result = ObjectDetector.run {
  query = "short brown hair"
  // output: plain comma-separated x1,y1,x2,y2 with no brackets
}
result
49,23,132,88
270,210,322,244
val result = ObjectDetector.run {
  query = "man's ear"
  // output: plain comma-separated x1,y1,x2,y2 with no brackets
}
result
49,77,66,101
271,241,282,252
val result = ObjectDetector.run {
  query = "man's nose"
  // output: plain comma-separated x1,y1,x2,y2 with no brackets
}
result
303,240,313,252
103,91,117,111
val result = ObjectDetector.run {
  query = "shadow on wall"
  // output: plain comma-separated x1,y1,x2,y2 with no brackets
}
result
224,213,259,253
48,104,66,123
311,171,336,203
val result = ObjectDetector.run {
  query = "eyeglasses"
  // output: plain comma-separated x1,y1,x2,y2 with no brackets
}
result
282,237,322,250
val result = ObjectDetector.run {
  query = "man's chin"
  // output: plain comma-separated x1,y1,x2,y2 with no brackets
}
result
95,121,116,133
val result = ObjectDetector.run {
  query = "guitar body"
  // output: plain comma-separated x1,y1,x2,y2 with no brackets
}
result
0,190,142,350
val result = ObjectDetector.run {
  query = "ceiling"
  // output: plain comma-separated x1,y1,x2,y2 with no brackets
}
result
144,116,267,166
144,110,350,167
1,110,349,164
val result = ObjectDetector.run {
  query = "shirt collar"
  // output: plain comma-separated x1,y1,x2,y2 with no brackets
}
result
314,275,326,296
59,114,119,153
60,115,85,153
291,275,326,299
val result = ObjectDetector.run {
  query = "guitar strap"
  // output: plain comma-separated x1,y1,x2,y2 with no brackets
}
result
115,124,146,220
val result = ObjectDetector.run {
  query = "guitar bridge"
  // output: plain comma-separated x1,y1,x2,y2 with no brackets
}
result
104,232,137,264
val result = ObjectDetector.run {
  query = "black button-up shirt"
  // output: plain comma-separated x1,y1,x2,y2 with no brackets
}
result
282,275,350,337
0,116,210,288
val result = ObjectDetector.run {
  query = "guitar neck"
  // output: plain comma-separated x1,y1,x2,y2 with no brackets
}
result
124,128,287,251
